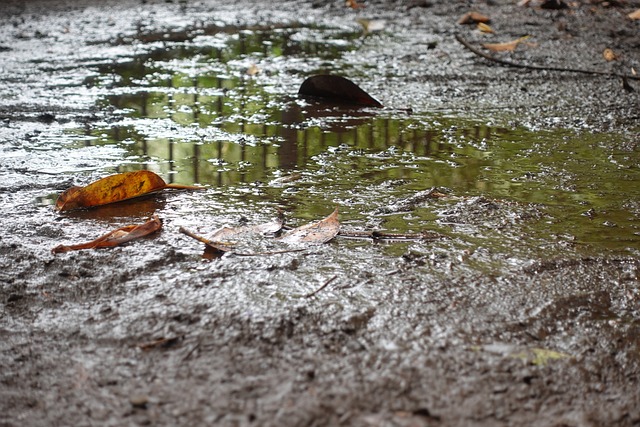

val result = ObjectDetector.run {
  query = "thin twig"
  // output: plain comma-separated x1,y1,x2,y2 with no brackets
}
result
180,226,305,256
304,275,338,298
455,33,640,81
231,248,306,256
337,230,444,241
182,338,201,361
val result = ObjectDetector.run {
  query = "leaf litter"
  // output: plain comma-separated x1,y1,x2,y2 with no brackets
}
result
56,170,203,211
52,215,162,253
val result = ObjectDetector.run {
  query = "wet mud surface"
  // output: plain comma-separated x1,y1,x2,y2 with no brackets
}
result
1,0,639,426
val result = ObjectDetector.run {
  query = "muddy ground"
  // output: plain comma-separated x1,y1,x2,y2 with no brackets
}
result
1,0,639,426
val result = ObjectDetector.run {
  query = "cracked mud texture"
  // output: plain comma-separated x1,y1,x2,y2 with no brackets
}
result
1,0,639,426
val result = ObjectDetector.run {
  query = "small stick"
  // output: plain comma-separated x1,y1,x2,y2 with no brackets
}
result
304,275,338,298
337,230,444,241
179,226,305,256
455,33,640,81
179,226,234,253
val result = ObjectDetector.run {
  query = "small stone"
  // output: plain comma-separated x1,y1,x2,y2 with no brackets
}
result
130,394,149,409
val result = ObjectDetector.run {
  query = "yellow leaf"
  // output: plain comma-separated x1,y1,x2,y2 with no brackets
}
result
513,348,570,366
482,36,531,52
55,171,202,211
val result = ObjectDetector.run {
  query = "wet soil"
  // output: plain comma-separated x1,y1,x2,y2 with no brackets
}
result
1,0,640,426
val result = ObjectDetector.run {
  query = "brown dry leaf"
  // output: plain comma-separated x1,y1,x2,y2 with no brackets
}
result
56,170,203,211
629,9,640,20
51,215,162,254
603,48,618,62
482,36,531,52
346,0,365,9
458,11,491,25
279,207,340,244
477,22,494,33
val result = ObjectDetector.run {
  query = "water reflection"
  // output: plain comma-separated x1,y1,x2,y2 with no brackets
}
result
59,21,639,253
76,22,507,189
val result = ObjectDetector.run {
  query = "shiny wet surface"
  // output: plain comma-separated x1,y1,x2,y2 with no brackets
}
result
0,1,639,426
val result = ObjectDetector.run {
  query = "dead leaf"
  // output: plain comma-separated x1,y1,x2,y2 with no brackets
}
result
457,11,491,25
477,22,494,33
210,213,284,241
279,207,340,244
482,36,531,52
56,170,203,211
629,9,640,20
346,0,365,9
603,48,618,62
51,215,162,253
298,75,383,108
246,63,260,76
357,19,386,34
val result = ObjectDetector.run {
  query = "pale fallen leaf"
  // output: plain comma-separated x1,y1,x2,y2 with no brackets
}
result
279,207,340,244
357,19,386,34
209,214,284,241
628,9,640,20
246,63,260,76
482,35,531,53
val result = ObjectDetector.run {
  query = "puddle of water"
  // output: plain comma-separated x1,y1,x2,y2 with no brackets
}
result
29,22,640,257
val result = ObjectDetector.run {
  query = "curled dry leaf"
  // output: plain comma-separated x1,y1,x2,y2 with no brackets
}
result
458,11,491,25
298,75,383,108
279,207,340,244
51,215,162,254
56,170,203,211
482,36,531,53
629,9,640,20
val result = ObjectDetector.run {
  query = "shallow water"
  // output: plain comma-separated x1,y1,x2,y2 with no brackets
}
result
7,21,639,259
35,22,638,255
